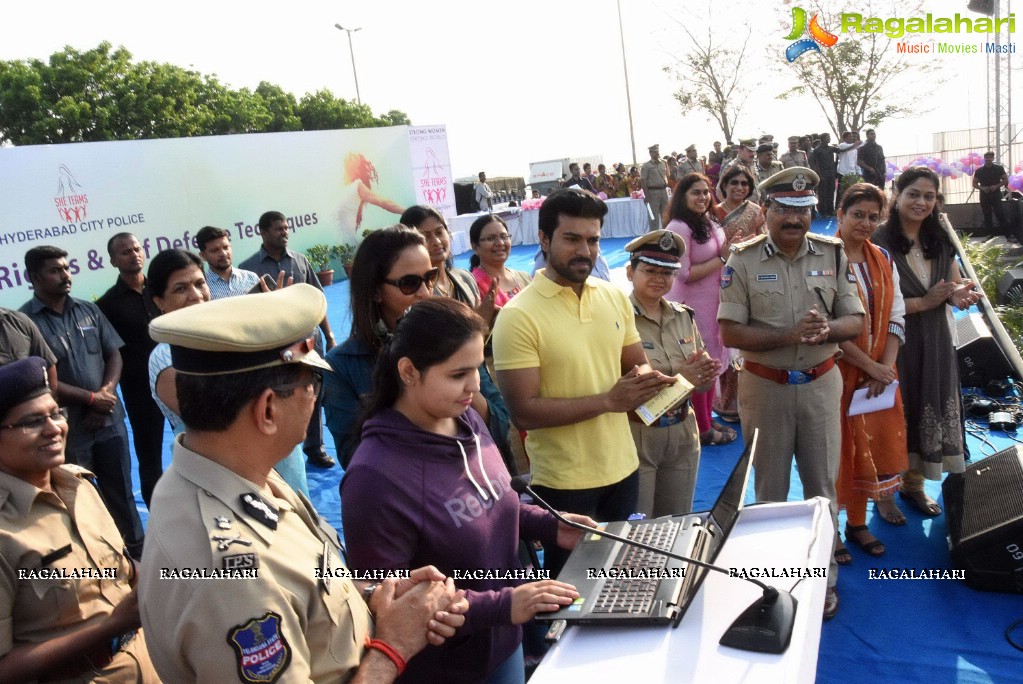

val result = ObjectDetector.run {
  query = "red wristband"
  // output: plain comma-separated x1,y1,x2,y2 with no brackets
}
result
88,392,95,406
365,637,406,676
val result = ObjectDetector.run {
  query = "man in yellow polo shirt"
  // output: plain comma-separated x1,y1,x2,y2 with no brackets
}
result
492,188,675,575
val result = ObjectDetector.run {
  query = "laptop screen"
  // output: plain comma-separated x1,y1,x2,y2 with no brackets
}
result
705,428,757,558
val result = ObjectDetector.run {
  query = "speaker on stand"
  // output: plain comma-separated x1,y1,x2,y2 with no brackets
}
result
955,313,1015,388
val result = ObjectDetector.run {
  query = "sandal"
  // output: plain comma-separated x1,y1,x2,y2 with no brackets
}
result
834,540,852,566
899,490,942,516
711,421,738,439
875,496,906,526
845,525,885,557
700,428,737,446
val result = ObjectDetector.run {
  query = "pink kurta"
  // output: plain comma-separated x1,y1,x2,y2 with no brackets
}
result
665,218,728,370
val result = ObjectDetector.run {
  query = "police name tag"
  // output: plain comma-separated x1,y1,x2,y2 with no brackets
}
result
756,274,778,281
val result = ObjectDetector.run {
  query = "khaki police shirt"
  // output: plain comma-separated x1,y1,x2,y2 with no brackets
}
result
640,160,668,191
0,465,158,684
630,293,705,377
139,437,371,683
780,151,809,169
717,233,864,369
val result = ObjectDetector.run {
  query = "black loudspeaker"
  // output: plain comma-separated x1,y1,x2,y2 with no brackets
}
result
943,446,1023,592
997,267,1023,305
955,313,1014,387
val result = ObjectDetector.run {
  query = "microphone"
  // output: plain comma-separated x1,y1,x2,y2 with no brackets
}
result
511,476,797,654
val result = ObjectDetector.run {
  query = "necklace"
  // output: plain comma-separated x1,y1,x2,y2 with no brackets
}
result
435,273,454,297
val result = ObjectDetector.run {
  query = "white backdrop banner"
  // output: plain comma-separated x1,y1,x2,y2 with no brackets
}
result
0,124,452,308
407,125,456,219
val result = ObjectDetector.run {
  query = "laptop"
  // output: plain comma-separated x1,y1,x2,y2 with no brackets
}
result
537,429,758,626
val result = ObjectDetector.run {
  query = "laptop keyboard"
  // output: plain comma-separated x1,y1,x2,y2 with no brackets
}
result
591,520,682,614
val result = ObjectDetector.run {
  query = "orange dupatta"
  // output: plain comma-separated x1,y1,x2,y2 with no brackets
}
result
836,241,909,504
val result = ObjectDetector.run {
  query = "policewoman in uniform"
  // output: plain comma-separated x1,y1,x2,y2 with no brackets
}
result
625,230,722,518
717,168,864,620
0,356,158,683
139,284,467,683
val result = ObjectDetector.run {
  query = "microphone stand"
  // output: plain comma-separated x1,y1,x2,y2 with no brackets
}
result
513,479,798,654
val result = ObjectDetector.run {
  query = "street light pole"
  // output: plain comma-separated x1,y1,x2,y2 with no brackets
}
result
334,23,362,105
616,0,637,166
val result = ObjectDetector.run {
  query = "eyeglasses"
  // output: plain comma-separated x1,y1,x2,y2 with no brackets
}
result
479,233,512,244
769,204,813,216
273,372,323,399
727,180,750,187
636,266,676,280
383,268,440,295
1,408,68,435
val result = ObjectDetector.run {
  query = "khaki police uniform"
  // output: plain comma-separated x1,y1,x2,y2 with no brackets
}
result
780,150,808,168
628,295,702,517
677,157,705,177
139,438,371,683
718,231,863,588
0,464,158,684
641,147,670,231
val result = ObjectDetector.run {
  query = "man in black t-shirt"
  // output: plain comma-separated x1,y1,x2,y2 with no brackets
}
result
973,151,1009,235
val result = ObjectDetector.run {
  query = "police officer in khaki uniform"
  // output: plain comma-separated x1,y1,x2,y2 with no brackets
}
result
641,144,670,231
780,136,808,168
717,167,864,621
753,144,785,201
677,145,705,177
0,356,159,683
139,284,467,683
625,231,721,517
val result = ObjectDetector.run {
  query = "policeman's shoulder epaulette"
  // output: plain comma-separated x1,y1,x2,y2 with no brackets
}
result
808,233,843,245
733,234,768,252
59,463,95,479
668,301,693,314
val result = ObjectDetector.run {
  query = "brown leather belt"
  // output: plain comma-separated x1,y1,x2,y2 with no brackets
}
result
744,357,836,385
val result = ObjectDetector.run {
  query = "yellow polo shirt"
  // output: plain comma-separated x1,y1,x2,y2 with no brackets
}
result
493,271,641,489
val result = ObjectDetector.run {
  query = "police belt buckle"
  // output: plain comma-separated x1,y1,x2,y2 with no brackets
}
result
786,370,812,385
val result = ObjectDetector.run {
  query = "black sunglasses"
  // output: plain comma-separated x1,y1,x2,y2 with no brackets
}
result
383,268,440,295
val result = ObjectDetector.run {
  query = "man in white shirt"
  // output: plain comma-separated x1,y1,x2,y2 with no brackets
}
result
474,171,495,212
836,131,863,201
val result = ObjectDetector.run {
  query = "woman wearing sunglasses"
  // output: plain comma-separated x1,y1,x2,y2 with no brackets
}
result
0,356,159,683
146,249,309,494
400,205,498,327
469,215,532,309
710,164,765,425
323,226,511,469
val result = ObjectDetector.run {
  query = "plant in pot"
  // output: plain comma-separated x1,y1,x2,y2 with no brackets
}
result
337,243,357,278
306,244,343,287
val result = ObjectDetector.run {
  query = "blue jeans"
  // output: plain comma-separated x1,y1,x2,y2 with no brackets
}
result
486,644,524,684
530,470,639,577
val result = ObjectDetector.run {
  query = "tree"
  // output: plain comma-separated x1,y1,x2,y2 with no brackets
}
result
662,14,756,144
0,43,412,145
775,0,945,136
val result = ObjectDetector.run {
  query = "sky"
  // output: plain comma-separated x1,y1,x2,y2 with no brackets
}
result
2,0,1012,179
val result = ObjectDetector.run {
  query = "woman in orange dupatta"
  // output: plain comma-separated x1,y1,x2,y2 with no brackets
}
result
834,183,909,564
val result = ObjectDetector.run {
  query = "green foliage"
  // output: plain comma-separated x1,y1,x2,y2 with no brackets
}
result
960,236,1023,351
0,42,411,145
306,243,358,271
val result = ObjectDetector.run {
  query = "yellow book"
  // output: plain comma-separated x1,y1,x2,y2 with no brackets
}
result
634,373,696,426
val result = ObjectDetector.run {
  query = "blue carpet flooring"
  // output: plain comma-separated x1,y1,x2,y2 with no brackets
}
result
129,221,1023,683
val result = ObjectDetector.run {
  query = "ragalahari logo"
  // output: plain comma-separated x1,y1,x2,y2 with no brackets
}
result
785,7,840,62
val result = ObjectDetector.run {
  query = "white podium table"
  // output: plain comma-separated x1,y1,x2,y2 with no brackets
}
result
530,498,833,684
